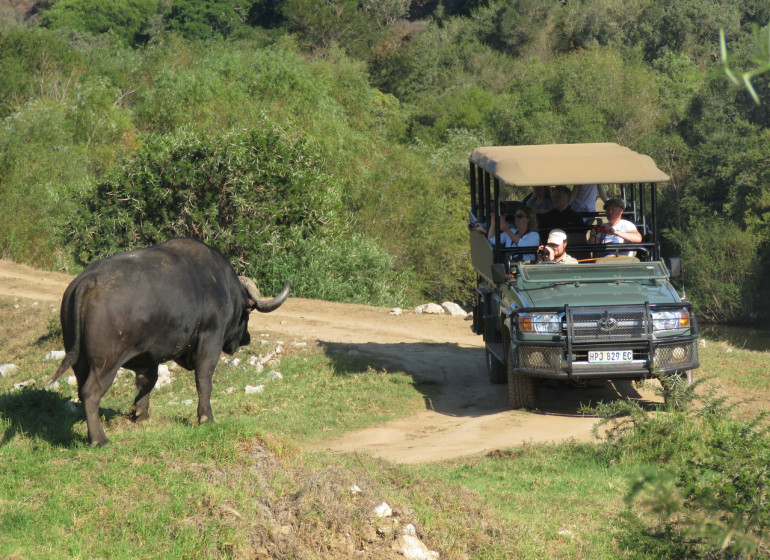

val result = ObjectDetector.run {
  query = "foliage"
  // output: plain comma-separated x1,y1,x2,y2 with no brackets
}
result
40,0,159,46
721,23,770,104
65,123,411,305
664,220,763,323
590,376,770,556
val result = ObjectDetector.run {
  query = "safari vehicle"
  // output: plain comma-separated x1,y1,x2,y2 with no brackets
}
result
468,143,700,408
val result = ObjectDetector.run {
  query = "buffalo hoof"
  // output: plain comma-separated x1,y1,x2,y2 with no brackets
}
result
198,414,211,424
129,406,150,423
89,437,109,447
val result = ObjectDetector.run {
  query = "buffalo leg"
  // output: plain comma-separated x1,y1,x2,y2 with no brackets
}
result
193,350,220,425
129,365,159,423
80,364,120,446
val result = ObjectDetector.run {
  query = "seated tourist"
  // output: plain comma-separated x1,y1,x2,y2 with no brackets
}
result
589,198,641,256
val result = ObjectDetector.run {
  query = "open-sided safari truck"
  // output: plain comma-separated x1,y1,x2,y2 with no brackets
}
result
468,143,700,408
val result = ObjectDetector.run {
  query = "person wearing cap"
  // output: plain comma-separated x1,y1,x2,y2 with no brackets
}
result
589,198,641,256
535,229,578,264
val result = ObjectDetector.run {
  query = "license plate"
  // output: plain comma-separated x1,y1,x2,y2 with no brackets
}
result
588,350,633,363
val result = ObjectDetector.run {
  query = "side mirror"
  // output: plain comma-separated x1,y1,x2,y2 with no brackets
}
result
668,257,682,278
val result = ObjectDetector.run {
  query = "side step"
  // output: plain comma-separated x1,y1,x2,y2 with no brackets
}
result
486,342,505,363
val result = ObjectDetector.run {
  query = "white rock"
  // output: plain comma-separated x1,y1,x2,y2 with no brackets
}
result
245,384,265,394
267,371,283,381
389,307,403,316
12,379,35,390
230,358,242,367
440,302,468,317
275,345,283,354
413,303,444,315
698,339,707,348
65,375,77,386
155,364,173,389
557,528,574,538
291,341,307,347
398,524,439,560
373,502,392,518
248,355,259,365
0,363,17,377
45,350,66,360
46,381,60,391
254,363,264,373
350,484,362,495
182,399,194,405
65,400,80,413
224,386,236,394
726,347,734,353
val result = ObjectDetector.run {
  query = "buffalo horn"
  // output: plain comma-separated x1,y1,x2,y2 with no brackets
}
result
239,276,291,312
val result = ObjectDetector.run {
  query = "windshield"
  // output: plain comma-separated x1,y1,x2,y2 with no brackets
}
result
518,261,669,283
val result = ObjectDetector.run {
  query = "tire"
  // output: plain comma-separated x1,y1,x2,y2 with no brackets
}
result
507,346,537,409
486,348,507,385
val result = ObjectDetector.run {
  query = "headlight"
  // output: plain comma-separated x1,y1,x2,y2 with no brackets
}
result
518,313,561,334
651,308,690,332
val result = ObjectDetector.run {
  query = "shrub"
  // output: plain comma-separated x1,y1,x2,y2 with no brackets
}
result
665,220,762,324
64,122,411,305
41,0,160,47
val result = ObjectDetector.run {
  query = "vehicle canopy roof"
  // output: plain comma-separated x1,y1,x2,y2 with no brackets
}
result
469,143,670,187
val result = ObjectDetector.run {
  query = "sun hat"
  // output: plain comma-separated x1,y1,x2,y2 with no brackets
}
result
546,229,567,245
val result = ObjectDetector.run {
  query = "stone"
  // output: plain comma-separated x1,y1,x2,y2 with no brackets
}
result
44,350,66,360
389,307,403,316
373,502,392,518
413,303,444,315
0,363,17,377
267,371,283,381
245,385,265,394
394,524,439,560
440,302,468,317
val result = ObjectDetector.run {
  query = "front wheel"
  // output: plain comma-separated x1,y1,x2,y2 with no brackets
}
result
507,346,538,409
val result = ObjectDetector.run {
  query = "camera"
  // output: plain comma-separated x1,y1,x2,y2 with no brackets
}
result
537,247,551,260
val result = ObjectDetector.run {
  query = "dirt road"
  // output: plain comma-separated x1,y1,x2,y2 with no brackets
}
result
0,258,660,463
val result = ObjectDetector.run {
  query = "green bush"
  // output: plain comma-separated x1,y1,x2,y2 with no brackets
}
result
665,220,762,324
41,0,160,47
64,122,411,305
591,380,770,556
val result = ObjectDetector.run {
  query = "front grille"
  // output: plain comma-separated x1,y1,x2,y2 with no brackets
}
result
568,306,648,342
654,340,699,370
518,346,562,371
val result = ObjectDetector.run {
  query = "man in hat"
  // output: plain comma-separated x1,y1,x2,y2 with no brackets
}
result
535,229,578,264
588,197,641,256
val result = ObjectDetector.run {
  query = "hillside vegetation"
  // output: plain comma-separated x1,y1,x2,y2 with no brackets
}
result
1,0,769,321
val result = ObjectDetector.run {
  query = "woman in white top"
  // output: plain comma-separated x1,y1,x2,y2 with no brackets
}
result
480,205,540,261
589,198,641,256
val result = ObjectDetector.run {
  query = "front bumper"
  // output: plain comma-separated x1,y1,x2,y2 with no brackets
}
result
511,303,700,380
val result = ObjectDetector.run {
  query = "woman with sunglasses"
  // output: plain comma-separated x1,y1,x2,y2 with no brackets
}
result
479,205,540,261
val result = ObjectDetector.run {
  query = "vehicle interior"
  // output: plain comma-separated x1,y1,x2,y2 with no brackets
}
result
468,143,670,277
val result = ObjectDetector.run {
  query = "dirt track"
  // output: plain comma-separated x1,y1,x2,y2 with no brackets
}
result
0,258,661,463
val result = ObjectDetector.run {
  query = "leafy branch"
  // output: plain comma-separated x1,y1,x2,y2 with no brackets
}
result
720,24,770,104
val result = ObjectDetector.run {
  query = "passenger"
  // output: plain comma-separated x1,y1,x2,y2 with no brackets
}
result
570,184,608,215
589,197,642,256
526,186,552,214
538,186,587,239
508,205,540,261
535,229,578,264
471,201,515,247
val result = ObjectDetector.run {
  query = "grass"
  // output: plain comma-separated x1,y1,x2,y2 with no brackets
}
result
1,295,770,559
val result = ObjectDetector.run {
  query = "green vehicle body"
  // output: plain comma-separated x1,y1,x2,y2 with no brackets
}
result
468,144,700,409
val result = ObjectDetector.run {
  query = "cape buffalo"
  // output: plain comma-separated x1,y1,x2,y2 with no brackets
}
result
48,238,290,445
